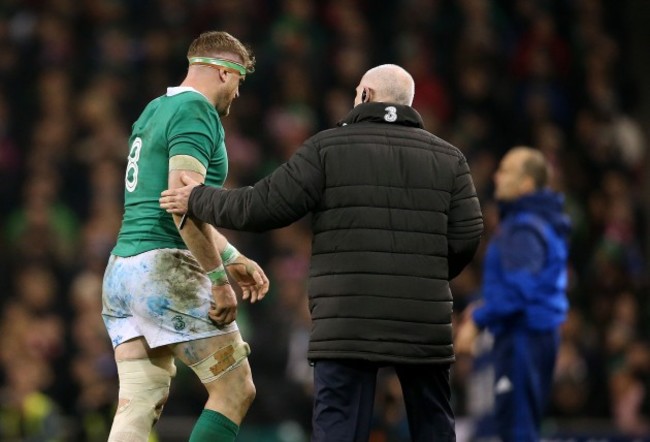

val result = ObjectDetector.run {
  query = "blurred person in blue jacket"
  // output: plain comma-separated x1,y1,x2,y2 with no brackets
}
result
455,146,570,442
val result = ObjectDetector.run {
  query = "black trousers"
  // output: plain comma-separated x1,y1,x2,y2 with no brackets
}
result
311,359,456,442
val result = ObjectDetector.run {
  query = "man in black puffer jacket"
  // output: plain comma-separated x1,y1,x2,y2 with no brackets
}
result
160,64,483,442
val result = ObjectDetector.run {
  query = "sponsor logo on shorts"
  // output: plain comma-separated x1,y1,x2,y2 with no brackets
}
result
172,315,186,331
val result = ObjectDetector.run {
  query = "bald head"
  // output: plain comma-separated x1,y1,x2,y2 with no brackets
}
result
355,64,415,106
494,146,550,201
511,146,550,190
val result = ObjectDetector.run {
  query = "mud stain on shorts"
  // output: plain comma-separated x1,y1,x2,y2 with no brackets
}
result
150,250,204,312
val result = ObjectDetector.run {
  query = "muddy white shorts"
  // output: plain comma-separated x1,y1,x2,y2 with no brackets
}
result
102,248,238,349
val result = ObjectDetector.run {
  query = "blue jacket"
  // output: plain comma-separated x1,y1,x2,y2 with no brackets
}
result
473,189,570,334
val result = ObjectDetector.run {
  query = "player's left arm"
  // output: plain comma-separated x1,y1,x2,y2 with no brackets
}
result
169,156,269,303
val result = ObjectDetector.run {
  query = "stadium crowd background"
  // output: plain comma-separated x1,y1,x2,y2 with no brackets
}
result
0,0,648,440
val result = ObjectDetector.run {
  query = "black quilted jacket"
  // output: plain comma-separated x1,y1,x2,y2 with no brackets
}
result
189,102,484,364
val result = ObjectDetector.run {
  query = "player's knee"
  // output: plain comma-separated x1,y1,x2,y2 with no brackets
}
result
108,356,176,442
189,341,251,384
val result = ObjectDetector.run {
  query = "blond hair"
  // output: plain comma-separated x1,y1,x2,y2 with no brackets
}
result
187,31,255,73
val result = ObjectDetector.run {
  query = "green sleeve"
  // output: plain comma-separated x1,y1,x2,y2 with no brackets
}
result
168,99,221,169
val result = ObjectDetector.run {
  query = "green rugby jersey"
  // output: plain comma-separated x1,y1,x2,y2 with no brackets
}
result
112,87,227,257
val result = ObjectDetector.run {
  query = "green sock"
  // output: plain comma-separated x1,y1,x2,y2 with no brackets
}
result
189,409,239,442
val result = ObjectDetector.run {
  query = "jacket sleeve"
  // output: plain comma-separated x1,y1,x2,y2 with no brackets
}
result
472,225,546,328
447,155,483,279
188,140,324,232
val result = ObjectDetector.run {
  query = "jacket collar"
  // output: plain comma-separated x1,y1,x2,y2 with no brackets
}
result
498,189,572,236
338,102,424,128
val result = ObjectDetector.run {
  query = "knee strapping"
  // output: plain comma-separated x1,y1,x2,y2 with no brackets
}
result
108,356,176,442
189,341,250,384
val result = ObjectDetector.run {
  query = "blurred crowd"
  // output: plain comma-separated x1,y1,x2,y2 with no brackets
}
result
0,0,648,440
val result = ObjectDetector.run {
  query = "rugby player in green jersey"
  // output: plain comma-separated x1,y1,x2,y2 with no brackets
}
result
102,31,269,442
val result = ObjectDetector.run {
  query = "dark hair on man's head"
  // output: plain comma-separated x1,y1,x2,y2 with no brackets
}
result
520,148,550,189
187,31,255,73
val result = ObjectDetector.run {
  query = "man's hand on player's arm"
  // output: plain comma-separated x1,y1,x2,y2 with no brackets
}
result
160,172,202,215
